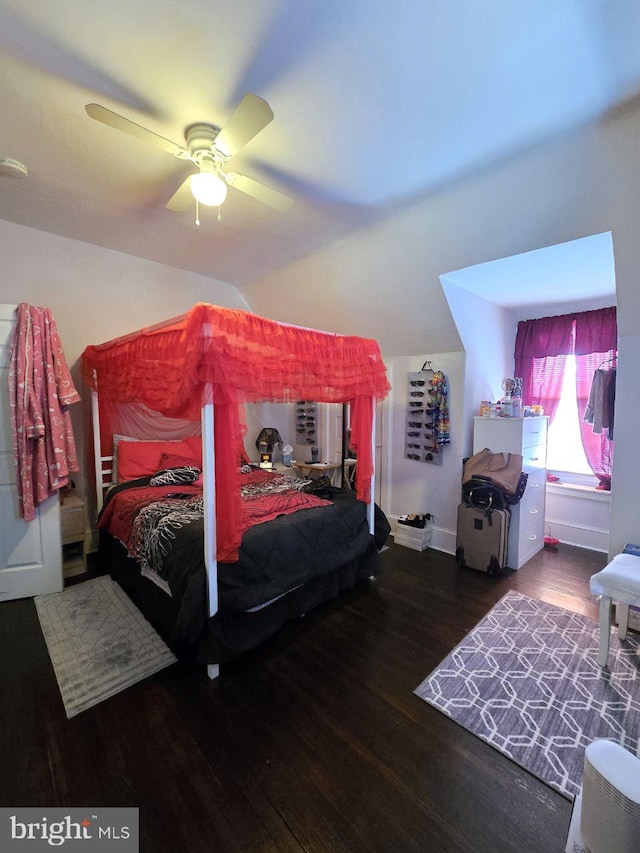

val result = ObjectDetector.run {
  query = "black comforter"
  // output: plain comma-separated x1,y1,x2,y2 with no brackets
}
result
100,479,389,661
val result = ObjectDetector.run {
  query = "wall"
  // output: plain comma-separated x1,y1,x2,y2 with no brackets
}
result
243,402,294,462
241,118,618,558
243,402,344,468
440,282,516,454
609,333,640,556
0,218,249,526
384,352,465,554
244,103,640,558
545,483,610,552
242,117,610,358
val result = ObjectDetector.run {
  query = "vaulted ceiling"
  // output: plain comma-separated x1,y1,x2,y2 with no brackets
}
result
1,0,640,295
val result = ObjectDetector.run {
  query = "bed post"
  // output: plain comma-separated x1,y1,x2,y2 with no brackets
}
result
202,314,220,680
91,374,104,513
202,398,220,681
368,396,376,535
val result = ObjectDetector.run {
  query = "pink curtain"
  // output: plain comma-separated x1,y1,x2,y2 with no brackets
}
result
514,313,573,421
575,309,616,486
576,352,614,487
574,306,617,355
514,313,574,360
524,353,568,425
514,308,617,483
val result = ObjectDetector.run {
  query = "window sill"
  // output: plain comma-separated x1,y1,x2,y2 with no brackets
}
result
546,481,611,502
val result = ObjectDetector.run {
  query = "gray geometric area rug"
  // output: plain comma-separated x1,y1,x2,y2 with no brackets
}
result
35,576,176,718
414,591,640,800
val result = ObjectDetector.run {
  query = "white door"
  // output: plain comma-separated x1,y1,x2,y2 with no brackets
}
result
0,304,62,601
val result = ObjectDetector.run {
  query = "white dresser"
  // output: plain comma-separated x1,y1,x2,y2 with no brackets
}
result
473,416,548,569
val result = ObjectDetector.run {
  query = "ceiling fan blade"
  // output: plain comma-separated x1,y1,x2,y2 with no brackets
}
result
225,172,294,212
85,103,186,159
165,176,195,211
213,94,274,158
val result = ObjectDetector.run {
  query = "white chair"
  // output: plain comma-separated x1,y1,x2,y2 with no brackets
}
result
590,553,640,667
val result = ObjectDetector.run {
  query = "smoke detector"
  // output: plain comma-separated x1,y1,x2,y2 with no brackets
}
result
0,158,28,178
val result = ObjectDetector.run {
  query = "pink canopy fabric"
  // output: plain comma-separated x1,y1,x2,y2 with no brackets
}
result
81,303,390,561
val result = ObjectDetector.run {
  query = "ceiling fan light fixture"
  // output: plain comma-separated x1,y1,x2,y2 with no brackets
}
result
86,96,293,214
190,171,227,206
0,158,28,178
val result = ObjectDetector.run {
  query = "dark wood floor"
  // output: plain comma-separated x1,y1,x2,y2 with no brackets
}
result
0,540,608,852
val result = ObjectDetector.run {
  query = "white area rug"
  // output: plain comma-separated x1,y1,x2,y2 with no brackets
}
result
35,575,176,718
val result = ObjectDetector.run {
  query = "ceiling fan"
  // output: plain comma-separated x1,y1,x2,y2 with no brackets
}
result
85,94,294,215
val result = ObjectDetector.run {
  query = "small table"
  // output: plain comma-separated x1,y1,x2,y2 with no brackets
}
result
343,457,357,489
60,493,86,578
296,462,342,487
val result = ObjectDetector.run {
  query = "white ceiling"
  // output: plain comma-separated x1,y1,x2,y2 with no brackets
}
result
441,231,616,310
1,1,640,290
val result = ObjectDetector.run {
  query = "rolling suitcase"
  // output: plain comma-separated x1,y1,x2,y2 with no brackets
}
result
455,501,509,576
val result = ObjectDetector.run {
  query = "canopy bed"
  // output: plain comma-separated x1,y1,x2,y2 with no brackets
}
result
81,303,391,679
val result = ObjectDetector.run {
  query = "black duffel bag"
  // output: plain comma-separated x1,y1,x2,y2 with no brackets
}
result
462,477,510,513
461,469,528,507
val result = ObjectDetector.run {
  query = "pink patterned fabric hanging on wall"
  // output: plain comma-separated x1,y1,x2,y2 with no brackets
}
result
8,303,80,520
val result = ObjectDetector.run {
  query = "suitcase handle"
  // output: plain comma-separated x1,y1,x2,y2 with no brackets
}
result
467,488,493,505
466,489,495,525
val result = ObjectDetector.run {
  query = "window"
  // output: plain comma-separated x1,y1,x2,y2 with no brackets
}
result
514,307,616,487
546,354,593,478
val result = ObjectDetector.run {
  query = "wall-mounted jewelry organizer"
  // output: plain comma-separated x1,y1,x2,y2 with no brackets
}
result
405,362,450,465
294,400,317,445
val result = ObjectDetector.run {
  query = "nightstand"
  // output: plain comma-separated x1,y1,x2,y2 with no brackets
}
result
295,462,342,486
60,493,86,578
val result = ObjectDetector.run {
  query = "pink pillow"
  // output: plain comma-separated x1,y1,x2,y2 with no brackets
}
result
117,438,202,482
160,451,201,470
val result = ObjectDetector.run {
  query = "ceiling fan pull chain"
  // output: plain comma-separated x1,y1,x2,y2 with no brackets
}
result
195,198,200,227
217,205,222,222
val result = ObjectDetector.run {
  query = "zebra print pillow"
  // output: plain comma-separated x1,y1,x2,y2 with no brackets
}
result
149,466,201,486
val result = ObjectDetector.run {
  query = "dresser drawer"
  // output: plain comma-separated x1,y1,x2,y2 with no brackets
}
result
522,416,547,449
519,470,546,523
60,496,85,542
522,443,546,474
517,517,546,566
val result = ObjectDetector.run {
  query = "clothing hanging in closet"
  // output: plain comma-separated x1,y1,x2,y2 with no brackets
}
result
584,366,616,440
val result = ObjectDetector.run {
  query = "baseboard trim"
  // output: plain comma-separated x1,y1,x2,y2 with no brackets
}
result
544,518,609,553
430,526,456,556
